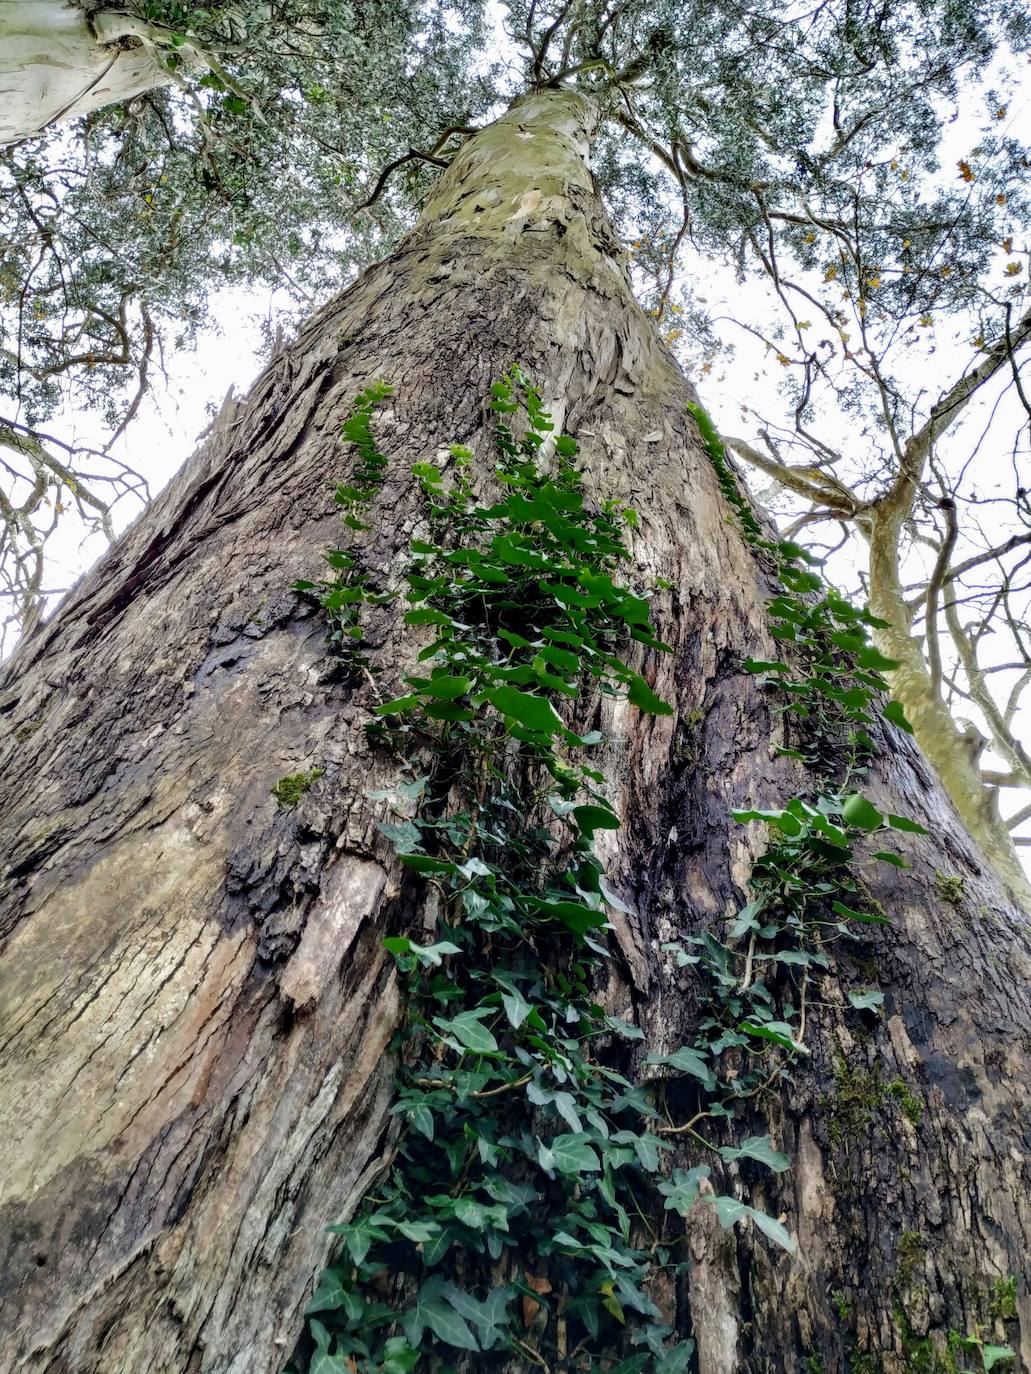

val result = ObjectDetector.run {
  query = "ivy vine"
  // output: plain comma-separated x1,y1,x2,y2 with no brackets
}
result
290,373,933,1374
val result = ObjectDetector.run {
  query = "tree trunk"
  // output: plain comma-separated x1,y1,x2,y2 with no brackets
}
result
1,88,1028,1374
0,3,170,147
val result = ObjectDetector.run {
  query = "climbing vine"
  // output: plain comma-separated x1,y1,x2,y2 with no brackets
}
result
288,375,1001,1373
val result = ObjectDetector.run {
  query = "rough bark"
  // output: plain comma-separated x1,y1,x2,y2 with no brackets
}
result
0,89,1028,1374
1,2,170,147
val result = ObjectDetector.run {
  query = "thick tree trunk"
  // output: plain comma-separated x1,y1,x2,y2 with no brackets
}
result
0,3,170,146
1,89,1028,1374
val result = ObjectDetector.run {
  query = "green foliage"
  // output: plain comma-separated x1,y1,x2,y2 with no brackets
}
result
295,374,812,1371
886,1077,924,1127
272,766,325,808
990,1277,1018,1322
293,383,929,1370
293,381,395,666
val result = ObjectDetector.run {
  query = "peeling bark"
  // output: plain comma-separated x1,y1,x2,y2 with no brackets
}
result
0,89,1028,1374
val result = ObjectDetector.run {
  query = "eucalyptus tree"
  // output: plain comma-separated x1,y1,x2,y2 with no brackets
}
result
1,6,1031,1374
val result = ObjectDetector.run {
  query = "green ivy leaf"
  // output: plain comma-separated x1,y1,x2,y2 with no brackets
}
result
541,1134,601,1175
627,675,673,715
487,685,564,734
842,794,884,829
645,1047,716,1089
872,850,911,869
573,803,621,837
887,813,928,834
884,700,914,733
435,1009,499,1053
856,646,902,671
832,899,889,926
718,1134,791,1172
848,988,885,1012
714,1196,797,1253
738,1019,808,1053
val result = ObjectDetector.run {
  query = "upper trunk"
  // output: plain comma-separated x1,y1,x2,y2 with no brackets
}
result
1,3,171,146
0,89,1028,1374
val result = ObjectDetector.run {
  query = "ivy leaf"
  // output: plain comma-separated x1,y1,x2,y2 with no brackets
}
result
531,897,608,935
487,685,564,734
380,1339,421,1373
418,674,472,700
395,1219,441,1242
856,646,902,671
645,1047,716,1089
842,794,883,829
540,1134,601,1175
500,987,533,1028
718,1134,791,1172
409,1104,434,1140
435,1009,498,1053
627,675,673,715
375,694,421,716
656,1340,697,1374
872,850,911,869
831,899,889,926
573,803,621,837
657,1165,710,1215
884,700,914,733
441,1284,515,1351
714,1196,797,1253
732,808,803,837
420,1297,480,1352
409,940,461,967
306,1269,350,1315
982,1346,1016,1371
738,1019,808,1054
400,854,457,875
887,813,928,834
848,988,885,1012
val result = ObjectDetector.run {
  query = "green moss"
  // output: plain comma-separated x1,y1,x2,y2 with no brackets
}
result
822,1058,886,1146
934,871,965,905
833,1290,852,1323
822,1059,926,1144
14,716,44,742
887,1078,924,1127
897,1231,927,1286
805,1355,825,1374
990,1276,1017,1321
272,766,325,808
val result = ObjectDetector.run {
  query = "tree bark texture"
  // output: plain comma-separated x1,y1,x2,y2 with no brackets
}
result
0,89,1028,1374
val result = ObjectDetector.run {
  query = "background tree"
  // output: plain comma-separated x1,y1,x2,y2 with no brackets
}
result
1,7,1030,1374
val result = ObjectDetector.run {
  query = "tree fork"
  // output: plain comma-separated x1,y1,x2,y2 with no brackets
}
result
0,89,1028,1374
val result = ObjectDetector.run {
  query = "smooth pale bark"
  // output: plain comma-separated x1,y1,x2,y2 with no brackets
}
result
0,89,1029,1374
0,2,169,146
863,504,1031,909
